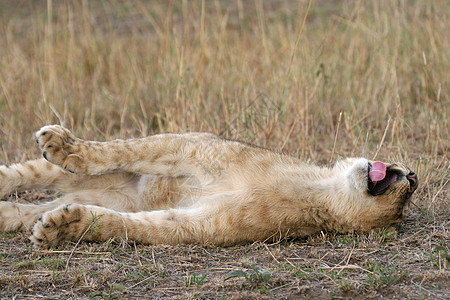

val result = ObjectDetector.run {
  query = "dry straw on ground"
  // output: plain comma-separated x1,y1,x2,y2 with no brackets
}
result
0,0,448,298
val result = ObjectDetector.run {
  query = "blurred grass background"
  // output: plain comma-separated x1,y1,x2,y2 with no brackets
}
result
0,0,448,213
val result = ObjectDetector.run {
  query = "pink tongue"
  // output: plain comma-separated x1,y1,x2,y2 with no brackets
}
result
369,161,386,182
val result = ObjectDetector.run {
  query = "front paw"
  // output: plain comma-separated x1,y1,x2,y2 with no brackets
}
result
36,125,86,173
29,204,86,248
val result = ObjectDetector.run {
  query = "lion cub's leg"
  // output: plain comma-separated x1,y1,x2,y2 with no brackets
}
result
0,201,56,232
35,125,226,179
0,158,141,197
30,201,244,248
29,204,201,248
0,190,139,232
0,159,64,198
0,158,143,232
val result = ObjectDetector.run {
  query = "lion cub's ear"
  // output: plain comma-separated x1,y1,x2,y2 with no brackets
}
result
344,158,369,192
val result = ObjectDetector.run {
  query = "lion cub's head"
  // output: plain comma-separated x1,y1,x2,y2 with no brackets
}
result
344,158,419,230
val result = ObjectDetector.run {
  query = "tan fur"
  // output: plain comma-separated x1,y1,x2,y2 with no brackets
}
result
0,125,418,248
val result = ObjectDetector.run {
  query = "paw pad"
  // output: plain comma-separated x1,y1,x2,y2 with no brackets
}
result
35,125,85,173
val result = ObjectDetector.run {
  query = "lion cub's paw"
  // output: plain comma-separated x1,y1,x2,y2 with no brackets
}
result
36,125,86,173
30,204,87,248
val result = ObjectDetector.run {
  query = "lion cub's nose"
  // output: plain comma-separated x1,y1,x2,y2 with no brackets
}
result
406,172,418,187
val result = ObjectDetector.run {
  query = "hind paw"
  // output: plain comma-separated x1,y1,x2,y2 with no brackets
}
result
30,204,89,248
36,125,87,173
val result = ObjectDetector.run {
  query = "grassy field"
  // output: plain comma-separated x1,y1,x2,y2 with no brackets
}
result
0,0,448,298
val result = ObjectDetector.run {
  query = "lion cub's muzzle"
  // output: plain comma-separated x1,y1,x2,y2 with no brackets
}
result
368,163,419,196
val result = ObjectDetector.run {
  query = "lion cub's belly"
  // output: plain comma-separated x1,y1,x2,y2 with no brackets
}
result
138,175,204,210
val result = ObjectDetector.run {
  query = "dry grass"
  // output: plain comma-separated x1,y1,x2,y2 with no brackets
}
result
0,0,448,298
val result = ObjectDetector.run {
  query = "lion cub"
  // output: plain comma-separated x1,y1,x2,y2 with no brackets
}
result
0,125,418,248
